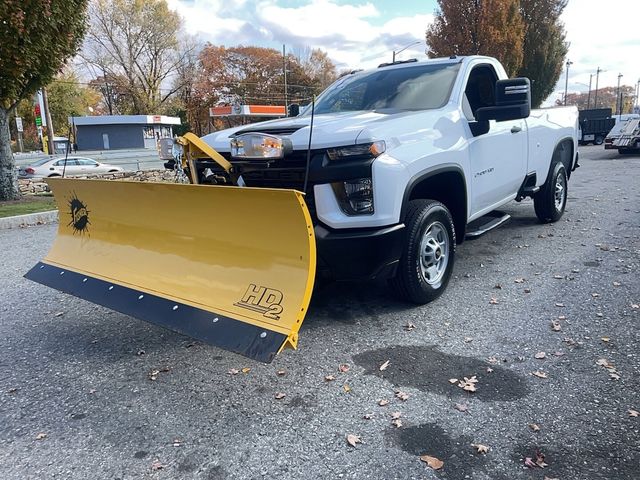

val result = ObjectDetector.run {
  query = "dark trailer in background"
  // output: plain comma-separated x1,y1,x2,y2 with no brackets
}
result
578,108,616,145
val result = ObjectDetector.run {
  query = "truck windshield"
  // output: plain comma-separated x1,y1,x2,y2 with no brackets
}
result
310,62,461,114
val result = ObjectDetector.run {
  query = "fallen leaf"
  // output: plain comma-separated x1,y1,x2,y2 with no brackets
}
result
136,349,146,356
544,477,560,480
392,418,403,428
524,457,537,468
173,438,182,447
379,360,390,371
596,358,614,369
378,399,389,406
489,297,499,305
596,312,604,317
227,368,239,375
454,403,469,413
346,434,361,447
555,303,565,307
274,392,286,400
557,315,567,320
553,274,563,279
532,371,548,379
391,411,402,420
591,292,600,298
8,388,18,394
54,312,64,317
610,372,621,380
486,367,494,373
551,320,561,332
241,367,250,374
613,281,621,287
631,304,639,309
404,322,416,331
35,432,47,440
420,455,444,470
536,450,548,468
88,389,97,394
601,337,610,343
363,413,374,420
324,375,336,382
395,391,409,401
343,384,351,393
276,369,286,376
524,288,532,293
529,423,541,432
514,278,525,283
487,356,499,364
464,337,473,343
339,364,350,373
151,460,164,471
534,352,546,359
471,443,489,454
628,409,639,417
494,284,502,289
458,376,478,392
449,378,459,384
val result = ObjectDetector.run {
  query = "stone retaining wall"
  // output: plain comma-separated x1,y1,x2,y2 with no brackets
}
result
19,170,177,195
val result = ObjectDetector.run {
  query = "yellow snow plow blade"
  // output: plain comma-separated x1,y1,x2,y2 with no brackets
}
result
25,178,315,363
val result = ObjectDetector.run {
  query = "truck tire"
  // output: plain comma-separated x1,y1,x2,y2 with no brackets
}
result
534,161,567,223
392,199,456,304
594,135,604,145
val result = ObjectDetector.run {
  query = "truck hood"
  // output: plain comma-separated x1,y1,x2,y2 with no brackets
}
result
201,109,450,152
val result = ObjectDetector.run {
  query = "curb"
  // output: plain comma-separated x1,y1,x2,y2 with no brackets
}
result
0,210,59,230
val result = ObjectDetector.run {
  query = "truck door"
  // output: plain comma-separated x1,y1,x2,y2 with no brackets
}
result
463,64,527,216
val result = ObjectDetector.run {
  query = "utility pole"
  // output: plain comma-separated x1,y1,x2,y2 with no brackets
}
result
636,79,640,111
563,60,573,106
587,73,593,108
594,67,604,108
616,73,623,115
41,87,55,155
283,44,288,115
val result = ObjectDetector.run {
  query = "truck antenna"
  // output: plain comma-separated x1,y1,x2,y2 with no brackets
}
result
303,96,315,194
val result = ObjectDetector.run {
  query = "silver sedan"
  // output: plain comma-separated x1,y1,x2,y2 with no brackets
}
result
18,156,124,178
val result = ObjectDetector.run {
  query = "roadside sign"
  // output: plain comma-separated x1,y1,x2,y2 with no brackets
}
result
15,117,23,132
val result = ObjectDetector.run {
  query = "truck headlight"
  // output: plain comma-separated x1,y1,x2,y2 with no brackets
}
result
230,133,292,159
326,141,385,161
331,178,374,215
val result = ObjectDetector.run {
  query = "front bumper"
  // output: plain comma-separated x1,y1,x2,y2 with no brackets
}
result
315,223,405,281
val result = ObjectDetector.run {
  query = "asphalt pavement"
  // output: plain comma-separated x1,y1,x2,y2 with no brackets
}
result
1,145,639,480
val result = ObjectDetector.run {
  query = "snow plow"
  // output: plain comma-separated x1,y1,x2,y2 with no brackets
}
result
25,133,316,363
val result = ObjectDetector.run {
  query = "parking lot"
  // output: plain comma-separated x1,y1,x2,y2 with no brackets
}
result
1,145,639,480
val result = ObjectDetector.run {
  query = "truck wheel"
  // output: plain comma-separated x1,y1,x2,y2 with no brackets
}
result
594,135,604,145
392,199,455,304
534,161,567,223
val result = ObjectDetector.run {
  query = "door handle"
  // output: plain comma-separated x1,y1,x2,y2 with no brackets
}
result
511,126,522,133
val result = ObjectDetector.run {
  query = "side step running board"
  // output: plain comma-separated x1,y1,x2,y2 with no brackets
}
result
465,211,511,239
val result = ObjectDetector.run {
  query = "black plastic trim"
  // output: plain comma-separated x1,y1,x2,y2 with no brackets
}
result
25,262,287,363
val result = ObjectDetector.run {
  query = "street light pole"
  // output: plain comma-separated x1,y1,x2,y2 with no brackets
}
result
563,60,573,106
587,73,593,108
392,40,422,62
594,67,603,108
616,73,623,115
283,44,288,114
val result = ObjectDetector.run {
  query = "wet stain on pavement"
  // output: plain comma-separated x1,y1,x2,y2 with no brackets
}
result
583,260,600,267
511,443,640,480
354,345,528,401
133,450,148,459
386,423,488,480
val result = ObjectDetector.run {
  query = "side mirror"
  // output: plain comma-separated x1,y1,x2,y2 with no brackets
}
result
476,78,531,122
288,104,300,117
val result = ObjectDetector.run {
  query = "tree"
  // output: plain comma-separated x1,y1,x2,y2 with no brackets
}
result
0,0,87,200
82,0,191,114
426,0,525,76
518,0,568,107
558,86,637,113
48,70,102,135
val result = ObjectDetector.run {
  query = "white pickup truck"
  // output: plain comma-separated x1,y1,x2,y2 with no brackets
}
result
198,55,580,304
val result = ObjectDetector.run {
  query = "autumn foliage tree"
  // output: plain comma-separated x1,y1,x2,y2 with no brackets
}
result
426,0,569,106
558,86,637,113
518,0,568,107
426,0,524,76
0,0,87,200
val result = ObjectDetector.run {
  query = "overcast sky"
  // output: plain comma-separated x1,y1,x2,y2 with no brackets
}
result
167,0,640,106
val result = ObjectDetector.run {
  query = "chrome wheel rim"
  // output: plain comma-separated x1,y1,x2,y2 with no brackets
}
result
419,221,449,285
554,172,566,211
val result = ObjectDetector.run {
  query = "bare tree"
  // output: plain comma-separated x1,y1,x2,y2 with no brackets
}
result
82,0,193,114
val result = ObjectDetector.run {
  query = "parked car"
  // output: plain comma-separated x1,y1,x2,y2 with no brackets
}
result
18,156,124,178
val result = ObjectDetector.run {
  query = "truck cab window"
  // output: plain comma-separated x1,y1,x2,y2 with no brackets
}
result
464,65,498,119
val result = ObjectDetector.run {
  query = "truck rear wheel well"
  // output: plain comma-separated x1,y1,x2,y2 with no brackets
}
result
553,138,574,179
405,170,467,243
